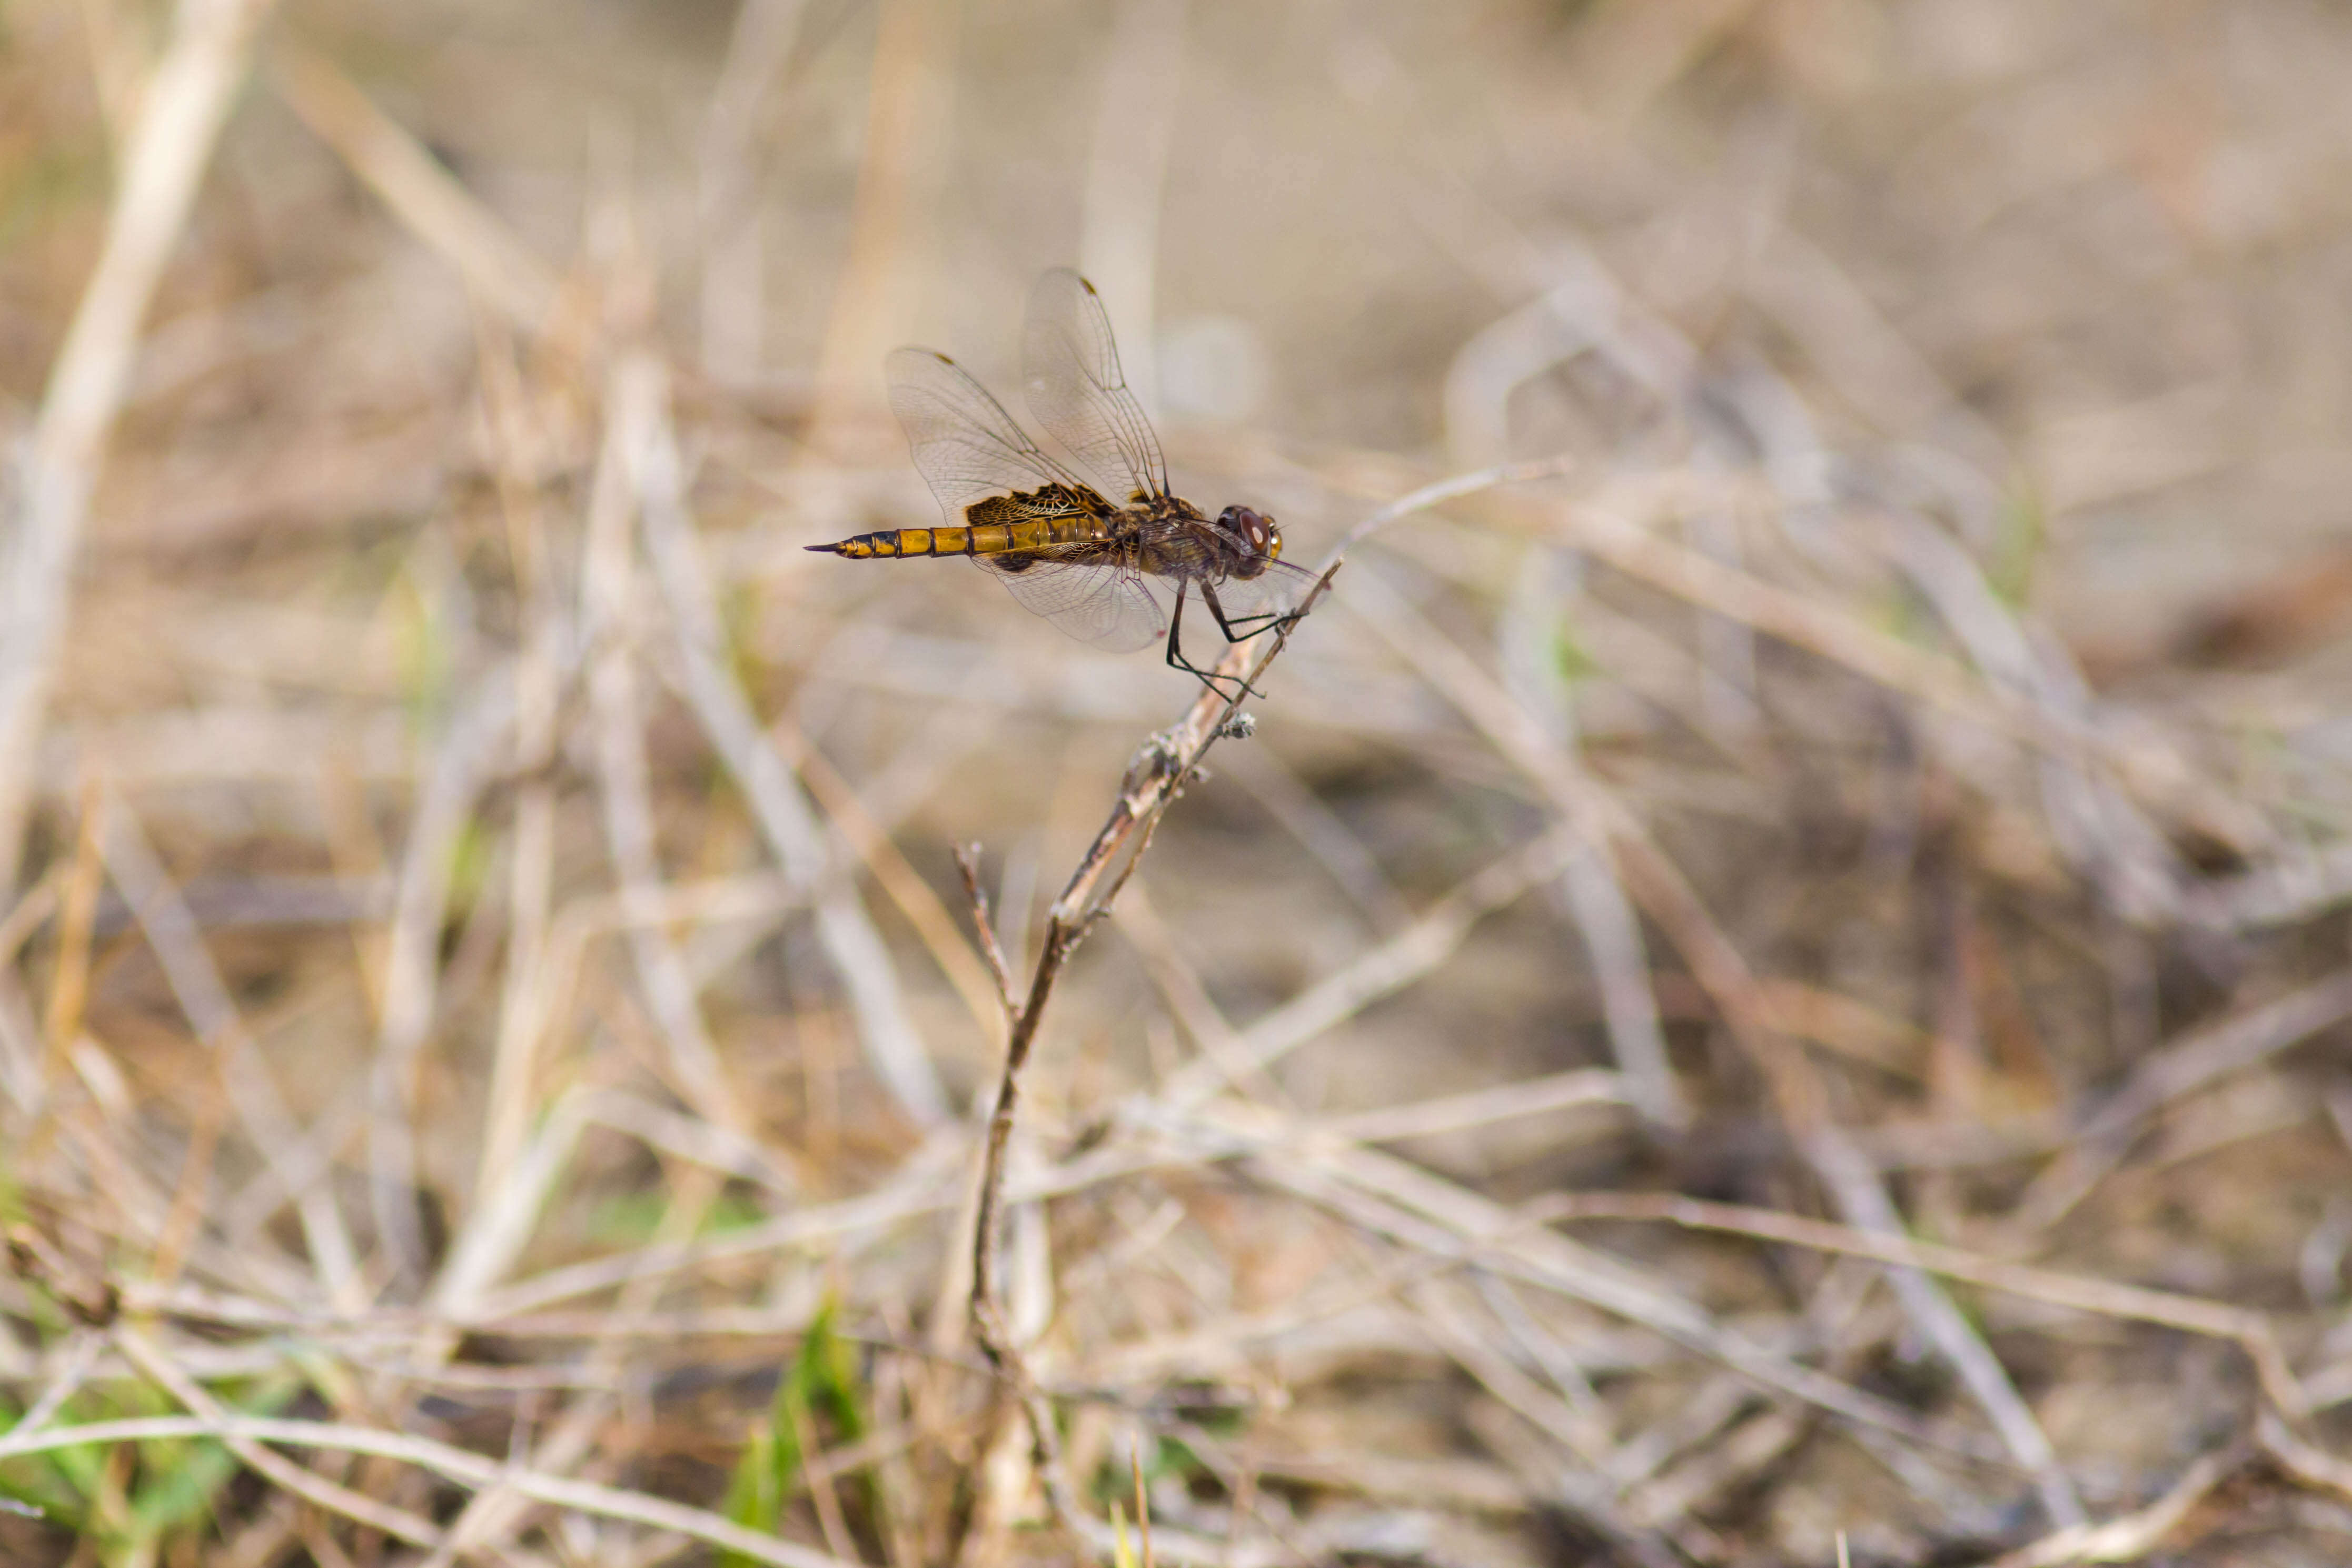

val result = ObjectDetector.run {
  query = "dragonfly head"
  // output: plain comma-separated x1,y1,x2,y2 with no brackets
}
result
1217,505,1282,574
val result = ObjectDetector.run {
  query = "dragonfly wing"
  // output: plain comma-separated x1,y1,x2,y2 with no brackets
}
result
1208,557,1322,626
1021,269,1169,504
974,552,1168,653
887,346,1088,521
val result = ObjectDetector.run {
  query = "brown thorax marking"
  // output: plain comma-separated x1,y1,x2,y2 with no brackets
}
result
961,484,1243,580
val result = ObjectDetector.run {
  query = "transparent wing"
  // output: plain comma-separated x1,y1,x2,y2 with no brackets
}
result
1205,558,1321,627
973,551,1168,653
1021,269,1169,504
886,346,1088,522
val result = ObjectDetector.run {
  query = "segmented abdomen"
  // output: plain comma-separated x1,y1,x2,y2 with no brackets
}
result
812,493,1113,559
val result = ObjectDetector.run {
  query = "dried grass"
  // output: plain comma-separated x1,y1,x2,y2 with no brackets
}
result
8,1,2352,1564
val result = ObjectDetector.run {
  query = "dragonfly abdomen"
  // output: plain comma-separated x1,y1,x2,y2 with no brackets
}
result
808,503,1110,561
810,527,962,559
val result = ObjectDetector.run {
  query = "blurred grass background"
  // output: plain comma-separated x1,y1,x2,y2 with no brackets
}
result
9,0,2352,1563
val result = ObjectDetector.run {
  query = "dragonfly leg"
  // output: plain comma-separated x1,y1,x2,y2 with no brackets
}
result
1200,580,1306,646
1166,582,1263,702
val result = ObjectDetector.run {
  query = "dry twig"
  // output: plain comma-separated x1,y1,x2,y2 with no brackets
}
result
0,0,280,889
955,460,1565,1540
1543,1191,2305,1418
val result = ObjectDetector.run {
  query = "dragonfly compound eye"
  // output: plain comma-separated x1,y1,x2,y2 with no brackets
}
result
1220,505,1279,561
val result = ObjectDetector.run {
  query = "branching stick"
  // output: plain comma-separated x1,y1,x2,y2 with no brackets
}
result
954,457,1573,1536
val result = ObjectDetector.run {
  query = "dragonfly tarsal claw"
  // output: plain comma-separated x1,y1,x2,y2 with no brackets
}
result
1186,666,1262,705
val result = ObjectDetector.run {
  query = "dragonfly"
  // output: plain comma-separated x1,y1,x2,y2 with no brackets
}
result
806,269,1319,699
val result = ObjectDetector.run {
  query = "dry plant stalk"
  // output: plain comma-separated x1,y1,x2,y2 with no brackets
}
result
948,459,1565,1535
0,0,280,892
